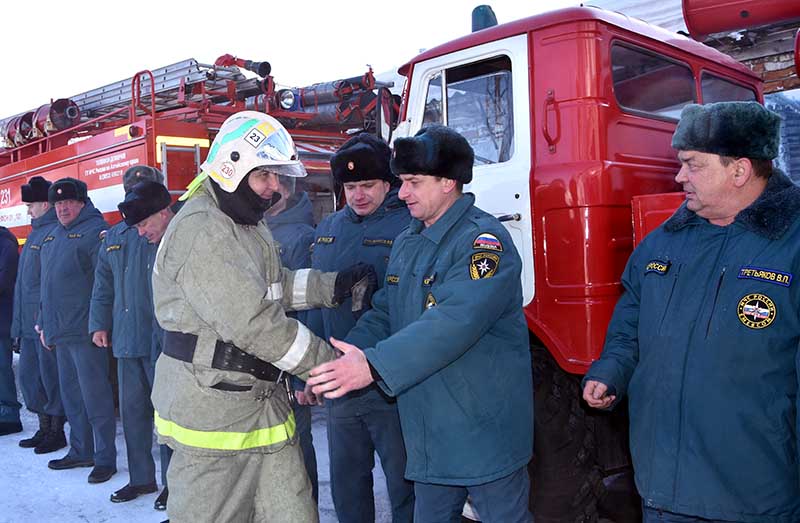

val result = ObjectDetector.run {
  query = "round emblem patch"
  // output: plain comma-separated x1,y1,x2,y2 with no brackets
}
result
220,162,236,179
737,293,776,329
347,161,355,171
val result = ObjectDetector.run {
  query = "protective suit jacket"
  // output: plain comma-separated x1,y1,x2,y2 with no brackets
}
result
89,221,157,358
309,189,410,416
0,227,19,338
39,201,108,346
585,171,800,523
11,207,57,339
151,180,338,455
346,193,533,485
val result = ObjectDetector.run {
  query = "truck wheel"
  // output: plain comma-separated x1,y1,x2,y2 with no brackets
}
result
530,343,604,523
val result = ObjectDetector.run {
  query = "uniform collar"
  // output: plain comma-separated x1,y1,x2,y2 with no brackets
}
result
664,169,800,240
411,193,475,244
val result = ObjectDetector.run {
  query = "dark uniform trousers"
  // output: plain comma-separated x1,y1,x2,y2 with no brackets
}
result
18,337,63,416
56,341,116,467
119,356,160,485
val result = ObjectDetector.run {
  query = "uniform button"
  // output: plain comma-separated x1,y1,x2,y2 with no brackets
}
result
124,308,129,312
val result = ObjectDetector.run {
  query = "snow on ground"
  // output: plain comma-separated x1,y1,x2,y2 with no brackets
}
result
0,353,391,523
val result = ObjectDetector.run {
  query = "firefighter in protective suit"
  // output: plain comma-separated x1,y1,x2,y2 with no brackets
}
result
151,111,376,523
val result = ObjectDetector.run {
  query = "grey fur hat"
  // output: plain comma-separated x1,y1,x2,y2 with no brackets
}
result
671,102,781,160
390,125,474,184
123,165,164,194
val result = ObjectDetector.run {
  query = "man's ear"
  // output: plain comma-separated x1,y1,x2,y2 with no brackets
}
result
731,157,754,188
441,177,458,194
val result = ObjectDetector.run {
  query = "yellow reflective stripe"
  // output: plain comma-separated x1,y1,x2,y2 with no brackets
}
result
154,410,295,451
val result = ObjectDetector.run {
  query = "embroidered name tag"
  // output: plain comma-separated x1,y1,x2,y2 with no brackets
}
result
363,238,393,247
316,236,335,244
737,266,792,287
28,244,40,251
645,260,670,275
473,232,503,252
106,244,122,252
67,233,83,239
386,274,400,285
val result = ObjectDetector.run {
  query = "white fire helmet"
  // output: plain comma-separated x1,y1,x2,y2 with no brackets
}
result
201,111,306,193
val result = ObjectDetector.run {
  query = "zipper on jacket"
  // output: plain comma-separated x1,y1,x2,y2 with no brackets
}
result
657,264,682,334
705,267,726,338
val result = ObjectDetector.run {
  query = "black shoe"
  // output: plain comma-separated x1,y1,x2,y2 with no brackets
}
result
20,413,49,448
110,482,158,503
88,466,117,484
34,428,67,454
0,421,23,436
154,487,168,511
48,455,94,470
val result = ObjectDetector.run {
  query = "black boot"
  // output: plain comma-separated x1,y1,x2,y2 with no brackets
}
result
19,413,50,448
35,415,67,454
154,487,168,511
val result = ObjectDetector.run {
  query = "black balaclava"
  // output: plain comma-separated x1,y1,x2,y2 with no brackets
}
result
212,172,281,226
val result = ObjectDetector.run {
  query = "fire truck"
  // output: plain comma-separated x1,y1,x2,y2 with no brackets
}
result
0,2,796,522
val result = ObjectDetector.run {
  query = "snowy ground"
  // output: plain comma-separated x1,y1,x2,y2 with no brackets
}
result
0,353,391,523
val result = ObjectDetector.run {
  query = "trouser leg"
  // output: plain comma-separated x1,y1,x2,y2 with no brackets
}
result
68,342,116,467
367,407,414,523
414,482,468,523
36,339,64,416
467,466,533,523
147,357,171,487
327,412,375,523
254,443,318,523
118,357,155,485
294,401,318,503
0,338,21,423
18,337,47,414
56,343,93,460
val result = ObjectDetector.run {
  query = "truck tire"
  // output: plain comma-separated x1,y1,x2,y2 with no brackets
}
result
529,343,605,523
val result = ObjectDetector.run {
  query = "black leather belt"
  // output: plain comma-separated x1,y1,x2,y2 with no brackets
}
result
163,331,283,382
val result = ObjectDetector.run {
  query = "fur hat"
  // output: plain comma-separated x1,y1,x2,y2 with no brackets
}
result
21,176,51,203
390,125,474,184
672,102,781,160
48,177,88,204
118,181,172,226
123,165,164,194
331,133,394,184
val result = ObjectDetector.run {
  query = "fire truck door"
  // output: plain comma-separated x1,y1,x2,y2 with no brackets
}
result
400,34,534,304
159,141,204,196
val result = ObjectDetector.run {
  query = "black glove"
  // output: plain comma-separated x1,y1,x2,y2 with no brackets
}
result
334,263,378,318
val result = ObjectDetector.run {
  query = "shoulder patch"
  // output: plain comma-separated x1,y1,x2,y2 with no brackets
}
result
386,274,400,285
645,259,670,275
473,232,503,252
363,238,393,247
469,252,499,280
737,293,776,329
106,244,122,252
737,266,792,287
316,236,335,245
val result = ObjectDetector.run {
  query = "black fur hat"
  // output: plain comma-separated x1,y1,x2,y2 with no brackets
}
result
672,102,781,160
48,177,88,204
21,176,51,203
390,125,474,184
118,181,171,226
123,165,164,194
331,133,394,184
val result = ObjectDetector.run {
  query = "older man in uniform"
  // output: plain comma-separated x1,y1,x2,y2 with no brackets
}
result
151,111,376,523
12,177,66,452
89,166,170,507
308,125,534,523
582,102,800,523
308,133,414,523
39,177,116,484
0,221,21,436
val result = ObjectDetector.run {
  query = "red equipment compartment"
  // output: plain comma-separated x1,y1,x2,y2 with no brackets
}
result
682,0,800,40
632,192,686,248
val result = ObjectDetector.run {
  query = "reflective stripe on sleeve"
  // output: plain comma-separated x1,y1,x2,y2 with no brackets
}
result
273,322,311,371
291,269,311,309
154,411,295,451
265,282,283,301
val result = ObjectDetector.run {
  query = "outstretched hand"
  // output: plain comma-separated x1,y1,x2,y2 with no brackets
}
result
307,338,374,399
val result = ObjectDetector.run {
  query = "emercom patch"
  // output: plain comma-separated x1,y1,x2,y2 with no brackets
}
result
645,259,670,275
469,252,499,280
737,293,776,330
737,266,792,287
